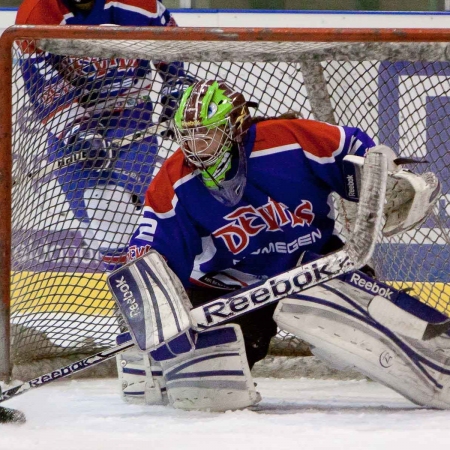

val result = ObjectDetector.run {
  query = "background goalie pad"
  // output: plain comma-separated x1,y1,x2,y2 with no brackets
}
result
108,250,194,352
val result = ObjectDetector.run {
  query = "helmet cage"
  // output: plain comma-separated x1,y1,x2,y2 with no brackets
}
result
174,118,234,169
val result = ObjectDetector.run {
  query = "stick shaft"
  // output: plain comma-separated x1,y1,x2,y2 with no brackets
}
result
0,341,134,403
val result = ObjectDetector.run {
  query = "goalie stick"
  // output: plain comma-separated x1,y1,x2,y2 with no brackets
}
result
0,340,134,405
0,151,388,408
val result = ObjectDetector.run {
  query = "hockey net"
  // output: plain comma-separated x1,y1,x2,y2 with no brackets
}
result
0,26,449,380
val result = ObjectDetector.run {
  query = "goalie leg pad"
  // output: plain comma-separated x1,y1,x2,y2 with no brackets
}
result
153,324,261,412
274,275,450,409
116,332,168,405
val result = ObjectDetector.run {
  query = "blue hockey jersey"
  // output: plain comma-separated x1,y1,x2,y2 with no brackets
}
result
128,118,375,289
16,0,182,135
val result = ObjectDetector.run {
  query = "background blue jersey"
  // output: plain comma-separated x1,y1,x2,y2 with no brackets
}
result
16,0,183,134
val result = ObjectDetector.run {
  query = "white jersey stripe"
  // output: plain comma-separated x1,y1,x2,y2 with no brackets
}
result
61,12,73,24
250,126,347,165
144,202,177,219
250,143,299,158
303,126,346,164
350,137,364,155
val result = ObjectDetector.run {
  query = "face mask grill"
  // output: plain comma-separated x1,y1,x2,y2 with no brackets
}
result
175,120,233,169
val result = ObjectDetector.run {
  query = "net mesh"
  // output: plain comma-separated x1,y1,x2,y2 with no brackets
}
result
7,34,450,375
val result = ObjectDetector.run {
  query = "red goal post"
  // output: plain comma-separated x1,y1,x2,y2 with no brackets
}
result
0,26,449,382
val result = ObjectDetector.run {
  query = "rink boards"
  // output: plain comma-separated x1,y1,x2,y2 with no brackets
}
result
10,270,450,317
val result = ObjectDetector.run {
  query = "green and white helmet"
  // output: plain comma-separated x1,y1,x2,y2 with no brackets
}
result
174,80,252,206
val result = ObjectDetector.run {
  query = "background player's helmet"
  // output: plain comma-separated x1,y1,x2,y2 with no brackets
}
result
66,0,95,12
174,79,251,207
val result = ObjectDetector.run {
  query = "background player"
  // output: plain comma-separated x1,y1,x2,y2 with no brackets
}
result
112,79,449,412
15,0,193,268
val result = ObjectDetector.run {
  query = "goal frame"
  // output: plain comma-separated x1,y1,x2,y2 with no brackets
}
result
1,25,450,382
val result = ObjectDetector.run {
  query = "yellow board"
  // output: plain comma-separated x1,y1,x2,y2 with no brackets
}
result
11,271,115,317
388,281,450,317
10,272,450,318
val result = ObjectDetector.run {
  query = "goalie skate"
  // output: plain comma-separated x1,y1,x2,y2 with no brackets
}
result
116,332,168,406
274,275,450,409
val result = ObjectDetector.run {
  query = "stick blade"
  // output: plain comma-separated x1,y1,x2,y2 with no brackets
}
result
0,406,26,424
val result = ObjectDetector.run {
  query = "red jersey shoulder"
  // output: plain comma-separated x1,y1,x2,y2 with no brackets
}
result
145,149,195,214
16,0,69,24
105,0,157,13
252,118,343,160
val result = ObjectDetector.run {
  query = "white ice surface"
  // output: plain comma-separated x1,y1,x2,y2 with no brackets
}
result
2,377,450,450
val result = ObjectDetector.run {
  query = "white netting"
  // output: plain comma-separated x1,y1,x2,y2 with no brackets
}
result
5,31,449,377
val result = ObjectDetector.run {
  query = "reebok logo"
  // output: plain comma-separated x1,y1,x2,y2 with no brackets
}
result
349,272,394,299
114,275,141,319
199,253,354,326
28,348,118,388
346,174,356,198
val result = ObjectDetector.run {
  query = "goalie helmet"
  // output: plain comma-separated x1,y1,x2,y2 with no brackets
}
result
174,79,252,207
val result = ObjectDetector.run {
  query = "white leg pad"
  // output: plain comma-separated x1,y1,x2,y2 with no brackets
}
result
116,346,168,406
274,278,450,409
158,324,261,412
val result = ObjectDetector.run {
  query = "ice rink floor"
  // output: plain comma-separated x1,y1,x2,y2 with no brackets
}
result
3,377,450,450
